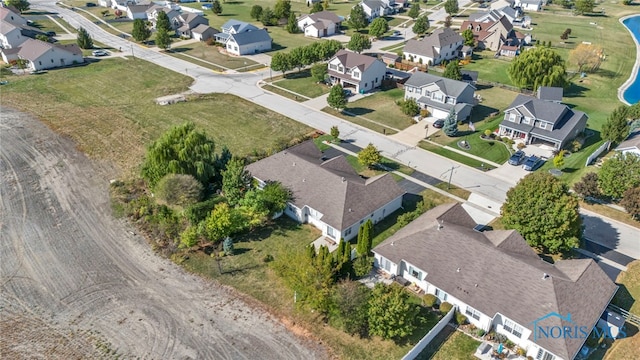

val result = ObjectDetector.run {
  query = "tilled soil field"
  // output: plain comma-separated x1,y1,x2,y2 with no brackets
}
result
0,108,327,359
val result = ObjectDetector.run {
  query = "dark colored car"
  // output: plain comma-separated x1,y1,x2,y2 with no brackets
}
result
343,89,353,97
86,2,97,7
523,155,541,171
508,150,526,166
45,31,56,37
432,119,445,128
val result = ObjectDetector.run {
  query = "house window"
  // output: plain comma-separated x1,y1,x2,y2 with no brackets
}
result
432,93,444,102
465,306,481,321
446,97,456,105
408,266,422,280
539,122,547,129
509,113,517,122
345,227,352,236
375,77,378,83
536,349,555,360
381,257,391,271
353,71,360,78
329,64,338,70
503,319,523,338
523,117,531,124
327,226,336,239
435,288,448,301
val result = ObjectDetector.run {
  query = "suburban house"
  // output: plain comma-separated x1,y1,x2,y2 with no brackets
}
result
1,6,28,27
515,0,544,12
245,141,405,243
498,88,588,150
174,13,209,38
461,70,479,85
297,11,342,38
16,38,84,71
469,7,520,24
327,49,387,93
0,21,26,49
402,27,472,66
537,86,563,103
126,4,150,20
460,16,529,56
214,19,272,55
373,202,618,360
191,24,219,41
403,72,476,121
0,6,45,50
615,130,640,157
360,0,396,21
146,5,181,29
110,0,137,12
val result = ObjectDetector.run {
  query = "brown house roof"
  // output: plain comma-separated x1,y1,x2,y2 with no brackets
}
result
330,49,380,73
373,203,617,360
245,141,405,230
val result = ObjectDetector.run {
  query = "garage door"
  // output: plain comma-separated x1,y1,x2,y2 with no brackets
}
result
431,108,449,119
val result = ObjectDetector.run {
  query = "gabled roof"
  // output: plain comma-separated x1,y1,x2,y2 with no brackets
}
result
221,19,259,34
17,38,82,60
302,10,342,24
405,72,473,98
127,4,150,13
373,203,617,360
469,9,503,22
229,28,271,46
615,130,640,152
362,0,385,11
507,94,569,125
0,6,26,25
329,49,382,73
403,28,463,59
246,141,405,230
0,20,19,35
192,24,218,35
537,86,563,102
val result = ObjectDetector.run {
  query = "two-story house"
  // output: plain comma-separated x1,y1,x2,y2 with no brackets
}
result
373,202,618,360
0,7,30,50
146,5,181,29
460,15,529,56
297,11,342,38
469,7,520,24
327,49,387,93
402,27,472,66
498,87,588,150
174,13,209,38
403,72,475,121
360,0,395,21
214,19,272,55
246,141,405,243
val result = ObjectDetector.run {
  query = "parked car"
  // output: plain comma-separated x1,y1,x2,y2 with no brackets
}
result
343,89,353,97
522,155,542,171
508,150,526,166
92,49,109,56
86,2,97,6
392,30,401,36
432,119,445,128
45,31,56,37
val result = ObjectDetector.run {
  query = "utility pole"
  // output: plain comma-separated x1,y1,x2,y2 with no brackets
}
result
441,165,459,190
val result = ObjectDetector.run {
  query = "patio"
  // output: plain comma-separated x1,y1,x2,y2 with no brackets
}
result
311,235,339,253
358,268,394,289
474,341,525,360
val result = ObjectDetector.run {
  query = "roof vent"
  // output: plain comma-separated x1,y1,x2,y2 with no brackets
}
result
391,242,395,246
302,178,306,182
292,162,296,166
456,268,461,273
348,208,352,212
474,283,478,287
542,273,549,280
341,177,346,182
437,220,444,231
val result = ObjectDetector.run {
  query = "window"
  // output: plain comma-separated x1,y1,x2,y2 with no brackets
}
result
508,113,518,122
375,77,379,83
539,122,547,129
503,319,514,333
327,226,336,239
447,97,456,105
381,257,391,271
513,324,523,338
408,266,422,280
432,93,444,102
435,288,448,301
465,306,481,321
353,71,360,78
523,117,531,124
329,64,338,70
536,349,555,360
345,227,352,236
503,319,523,338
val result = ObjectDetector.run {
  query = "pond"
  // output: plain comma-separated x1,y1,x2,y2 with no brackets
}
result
622,15,640,105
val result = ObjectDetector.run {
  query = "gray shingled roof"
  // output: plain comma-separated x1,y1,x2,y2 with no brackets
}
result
306,10,342,24
616,130,640,152
405,71,473,98
245,141,405,230
221,19,259,34
362,0,385,10
127,4,150,13
507,94,568,126
373,203,617,360
230,28,271,46
403,28,463,59
192,24,218,35
331,49,382,73
537,86,563,102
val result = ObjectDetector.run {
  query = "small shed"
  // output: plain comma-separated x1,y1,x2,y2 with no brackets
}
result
156,94,186,105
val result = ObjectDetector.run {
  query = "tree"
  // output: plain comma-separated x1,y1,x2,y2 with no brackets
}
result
412,15,429,36
223,236,234,255
574,0,595,15
260,7,277,26
349,5,368,31
286,12,298,33
620,187,640,221
202,203,245,244
356,219,373,256
156,10,171,32
347,33,371,53
274,0,292,19
598,153,640,199
358,143,381,169
141,122,217,188
553,150,566,169
508,47,567,90
368,284,418,340
443,60,462,80
399,98,419,116
311,63,328,83
179,225,202,248
444,0,459,15
501,172,581,254
462,29,475,46
407,3,420,19
211,0,222,15
330,125,340,140
155,27,172,50
76,27,93,49
443,108,458,137
368,18,389,39
270,52,292,77
260,181,293,216
155,174,204,206
573,172,601,200
601,105,630,146
6,0,30,13
250,4,263,20
327,84,348,110
311,2,324,13
331,280,370,336
569,43,602,73
132,19,151,42
221,157,253,206
444,15,452,28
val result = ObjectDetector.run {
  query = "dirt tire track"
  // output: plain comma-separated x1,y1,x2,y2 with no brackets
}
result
0,108,327,359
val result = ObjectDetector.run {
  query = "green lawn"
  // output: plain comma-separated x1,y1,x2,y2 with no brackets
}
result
417,328,481,360
419,142,496,170
274,69,331,98
24,16,68,35
0,59,311,176
171,42,260,70
461,51,513,85
344,88,413,130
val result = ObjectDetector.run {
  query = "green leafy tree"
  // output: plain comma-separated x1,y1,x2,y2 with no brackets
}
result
311,2,324,13
221,157,253,206
6,0,30,13
358,143,381,169
141,122,217,187
327,84,347,110
501,172,582,254
356,219,373,256
286,12,298,33
76,27,93,49
289,47,305,72
330,125,340,140
622,0,633,4
573,172,601,200
399,98,419,116
368,284,419,340
311,63,328,82
155,174,204,206
462,29,475,46
412,15,429,36
598,153,640,199
274,0,292,19
155,27,172,50
202,202,245,244
368,18,389,39
331,280,370,336
353,255,373,277
260,181,293,215
260,7,277,26
132,19,151,42
444,0,459,15
553,150,566,169
349,4,368,31
179,225,201,248
601,105,630,146
443,60,462,80
508,47,567,90
444,15,452,28
443,108,458,136
574,0,595,14
407,3,420,19
270,52,292,77
156,10,171,32
211,0,222,15
250,5,263,20
223,236,234,255
347,33,371,53
620,187,640,221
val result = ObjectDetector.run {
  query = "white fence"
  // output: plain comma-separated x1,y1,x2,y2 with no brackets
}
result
585,141,610,166
401,306,456,360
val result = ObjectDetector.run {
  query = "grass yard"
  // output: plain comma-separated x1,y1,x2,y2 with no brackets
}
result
461,52,513,85
24,16,69,35
0,59,311,177
262,84,304,101
343,88,413,130
417,327,480,360
419,141,496,171
171,42,260,70
274,69,331,98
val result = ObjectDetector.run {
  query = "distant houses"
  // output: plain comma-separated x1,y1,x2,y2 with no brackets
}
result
297,11,342,38
214,19,272,56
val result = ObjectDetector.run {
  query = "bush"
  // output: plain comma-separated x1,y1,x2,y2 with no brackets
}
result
155,174,204,207
517,142,526,149
423,293,437,307
420,109,430,118
263,254,274,263
455,311,468,325
476,329,486,337
354,256,373,277
516,348,526,356
571,140,582,152
505,339,515,349
495,333,507,343
439,301,453,314
484,129,493,137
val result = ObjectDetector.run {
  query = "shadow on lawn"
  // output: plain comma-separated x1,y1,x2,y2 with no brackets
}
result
343,107,374,116
469,104,500,123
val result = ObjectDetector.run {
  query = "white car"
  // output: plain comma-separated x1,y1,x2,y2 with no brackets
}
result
92,50,109,57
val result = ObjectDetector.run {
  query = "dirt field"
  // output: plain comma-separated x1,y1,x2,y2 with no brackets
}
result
0,108,327,359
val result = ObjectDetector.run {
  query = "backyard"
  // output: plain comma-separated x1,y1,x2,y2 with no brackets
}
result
416,326,481,360
272,69,332,98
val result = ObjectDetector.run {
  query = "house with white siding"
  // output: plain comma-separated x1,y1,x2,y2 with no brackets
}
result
403,72,475,121
402,27,471,66
327,49,387,93
214,19,272,55
0,21,26,49
126,4,150,20
297,11,342,38
373,203,618,360
246,141,405,243
16,38,84,71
